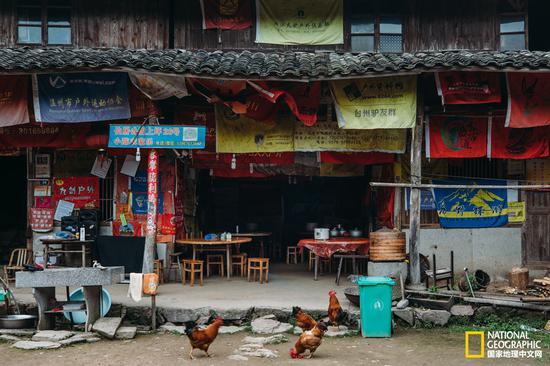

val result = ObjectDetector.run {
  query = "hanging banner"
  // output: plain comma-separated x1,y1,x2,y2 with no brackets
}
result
32,72,131,123
0,75,29,127
108,124,206,149
294,120,406,152
426,116,488,158
506,72,550,128
255,0,343,45
30,208,54,232
435,72,501,105
488,117,550,159
331,76,417,129
508,201,526,223
319,151,395,165
129,72,188,100
53,176,100,209
432,179,508,228
200,0,252,29
216,105,294,153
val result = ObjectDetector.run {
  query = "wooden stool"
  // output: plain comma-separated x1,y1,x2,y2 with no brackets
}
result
308,252,331,273
286,246,299,264
248,258,269,284
167,252,182,282
206,254,225,277
153,259,164,284
231,253,247,277
182,259,203,287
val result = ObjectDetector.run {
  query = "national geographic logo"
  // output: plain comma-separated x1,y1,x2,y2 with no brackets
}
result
465,331,542,359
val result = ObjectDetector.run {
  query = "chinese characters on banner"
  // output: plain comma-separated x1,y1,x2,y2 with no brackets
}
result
53,176,99,209
32,72,131,123
108,124,206,149
0,75,29,127
200,0,252,29
130,171,164,215
426,116,488,158
30,208,54,232
506,72,550,128
175,104,216,152
255,0,343,45
435,72,501,105
146,150,158,237
330,76,417,129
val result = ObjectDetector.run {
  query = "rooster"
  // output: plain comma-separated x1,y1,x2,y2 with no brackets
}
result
290,321,328,359
328,290,347,328
184,316,224,359
292,306,317,331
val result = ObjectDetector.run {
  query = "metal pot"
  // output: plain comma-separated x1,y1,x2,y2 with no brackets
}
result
330,228,339,237
350,228,363,237
0,314,37,329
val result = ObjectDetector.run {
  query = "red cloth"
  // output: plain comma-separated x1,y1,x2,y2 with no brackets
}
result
376,187,395,229
200,0,252,30
506,72,550,128
298,238,370,259
427,116,488,158
436,72,501,105
0,75,29,127
174,103,216,152
129,83,159,117
489,117,550,159
53,176,100,209
320,152,395,165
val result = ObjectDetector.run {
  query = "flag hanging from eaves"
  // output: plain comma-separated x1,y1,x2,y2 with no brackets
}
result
425,116,488,158
435,72,501,105
506,72,550,128
432,179,508,228
488,116,550,159
0,75,29,127
200,0,252,30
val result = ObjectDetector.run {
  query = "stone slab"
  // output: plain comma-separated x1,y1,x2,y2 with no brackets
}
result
92,317,123,339
219,326,246,334
32,330,74,342
0,334,21,342
115,326,137,340
415,309,451,326
12,340,62,350
392,308,415,326
450,305,474,317
0,329,35,337
16,267,124,288
242,334,289,345
159,323,186,335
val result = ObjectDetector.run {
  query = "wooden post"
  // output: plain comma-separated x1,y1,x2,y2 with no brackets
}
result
408,106,423,288
142,149,158,274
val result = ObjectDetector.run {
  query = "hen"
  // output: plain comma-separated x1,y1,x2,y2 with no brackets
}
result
292,306,317,331
184,316,224,359
290,322,328,359
328,290,347,328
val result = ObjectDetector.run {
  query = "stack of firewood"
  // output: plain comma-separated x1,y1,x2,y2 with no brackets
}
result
529,277,550,298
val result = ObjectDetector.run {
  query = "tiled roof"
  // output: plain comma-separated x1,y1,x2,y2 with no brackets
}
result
1,47,550,79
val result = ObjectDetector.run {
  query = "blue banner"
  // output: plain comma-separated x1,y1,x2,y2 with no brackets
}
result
108,124,206,149
33,72,130,123
432,179,508,228
130,171,163,215
405,188,436,210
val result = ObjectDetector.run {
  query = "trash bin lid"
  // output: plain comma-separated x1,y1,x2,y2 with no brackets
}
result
357,276,395,286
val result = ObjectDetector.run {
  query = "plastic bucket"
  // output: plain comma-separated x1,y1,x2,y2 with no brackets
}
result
63,287,112,324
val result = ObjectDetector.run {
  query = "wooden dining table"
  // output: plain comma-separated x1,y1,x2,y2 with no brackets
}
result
175,237,252,279
41,238,95,268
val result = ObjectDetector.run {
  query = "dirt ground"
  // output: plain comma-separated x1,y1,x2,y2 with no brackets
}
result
1,328,547,366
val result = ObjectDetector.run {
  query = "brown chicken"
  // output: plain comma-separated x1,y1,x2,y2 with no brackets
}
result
184,316,224,359
290,322,328,359
328,290,347,327
292,306,317,331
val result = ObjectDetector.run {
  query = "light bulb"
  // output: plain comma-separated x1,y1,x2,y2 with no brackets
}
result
136,148,141,162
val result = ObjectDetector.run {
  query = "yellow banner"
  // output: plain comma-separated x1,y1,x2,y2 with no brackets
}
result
294,120,406,152
216,105,294,153
508,201,526,223
331,76,417,129
255,0,343,45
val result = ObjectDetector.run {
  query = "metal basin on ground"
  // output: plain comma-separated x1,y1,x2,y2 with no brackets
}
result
0,314,37,329
344,286,360,307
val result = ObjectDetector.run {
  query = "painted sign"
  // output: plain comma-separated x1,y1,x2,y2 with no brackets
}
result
131,171,163,215
32,72,130,123
108,124,206,149
508,201,526,223
53,176,99,209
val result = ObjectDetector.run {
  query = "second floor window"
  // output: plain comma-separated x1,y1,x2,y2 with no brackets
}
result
17,0,72,45
500,14,526,51
351,15,403,53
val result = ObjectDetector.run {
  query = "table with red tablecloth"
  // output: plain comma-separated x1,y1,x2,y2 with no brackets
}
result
298,238,369,280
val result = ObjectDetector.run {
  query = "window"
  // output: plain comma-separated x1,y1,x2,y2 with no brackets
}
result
17,0,72,45
500,15,526,51
351,15,403,53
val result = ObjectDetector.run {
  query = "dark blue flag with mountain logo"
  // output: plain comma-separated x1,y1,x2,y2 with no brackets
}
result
432,179,508,228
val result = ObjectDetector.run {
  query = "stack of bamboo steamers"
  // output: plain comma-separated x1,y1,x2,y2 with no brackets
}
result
369,230,406,261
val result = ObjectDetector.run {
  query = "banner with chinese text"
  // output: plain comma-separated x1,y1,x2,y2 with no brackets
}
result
435,72,501,105
0,75,29,127
30,208,54,232
506,72,550,128
488,117,550,159
33,72,130,123
432,179,508,228
331,76,417,129
255,0,343,45
426,116,488,158
200,0,252,29
53,176,99,209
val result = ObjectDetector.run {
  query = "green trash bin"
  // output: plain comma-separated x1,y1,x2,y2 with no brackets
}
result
358,276,395,338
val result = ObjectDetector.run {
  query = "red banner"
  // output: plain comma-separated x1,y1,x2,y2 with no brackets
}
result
436,72,501,105
53,176,100,209
320,152,395,165
426,116,488,158
146,150,159,237
0,75,29,127
30,208,54,232
200,0,252,30
489,117,550,159
506,73,550,128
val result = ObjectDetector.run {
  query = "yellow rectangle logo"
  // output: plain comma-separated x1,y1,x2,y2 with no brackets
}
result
465,331,485,359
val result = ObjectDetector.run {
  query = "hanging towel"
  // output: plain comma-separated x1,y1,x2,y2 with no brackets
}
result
128,272,143,302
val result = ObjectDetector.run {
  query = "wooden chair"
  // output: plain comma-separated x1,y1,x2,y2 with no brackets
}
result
286,246,299,264
3,248,31,282
231,253,247,277
167,252,183,282
206,254,225,277
425,251,454,290
182,259,203,287
248,258,269,284
153,259,164,284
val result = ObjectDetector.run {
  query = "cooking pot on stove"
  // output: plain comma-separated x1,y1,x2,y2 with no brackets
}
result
350,228,363,237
